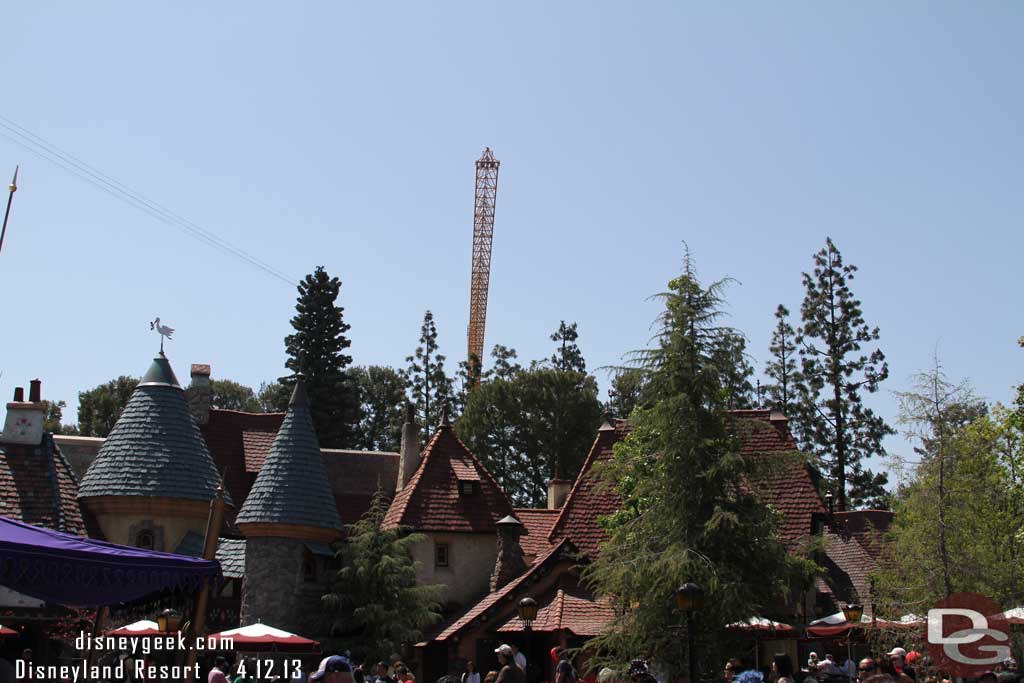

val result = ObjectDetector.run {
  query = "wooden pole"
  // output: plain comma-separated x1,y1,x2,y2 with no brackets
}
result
183,481,226,680
84,606,108,672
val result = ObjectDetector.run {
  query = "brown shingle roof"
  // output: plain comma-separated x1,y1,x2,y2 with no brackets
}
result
831,510,894,562
200,409,284,520
0,435,85,536
382,425,513,532
514,508,559,560
322,449,399,526
497,585,615,637
242,429,277,472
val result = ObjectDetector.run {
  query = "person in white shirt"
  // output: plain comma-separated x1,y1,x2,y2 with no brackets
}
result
462,662,481,683
510,645,527,673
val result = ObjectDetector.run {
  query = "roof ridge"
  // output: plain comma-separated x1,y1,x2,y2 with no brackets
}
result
548,427,621,542
381,427,443,528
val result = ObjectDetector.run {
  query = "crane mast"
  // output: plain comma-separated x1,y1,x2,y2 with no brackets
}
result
467,148,499,379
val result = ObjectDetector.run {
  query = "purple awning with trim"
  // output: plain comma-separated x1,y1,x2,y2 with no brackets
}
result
0,516,221,607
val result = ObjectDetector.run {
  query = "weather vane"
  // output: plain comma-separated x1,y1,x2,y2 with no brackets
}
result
150,317,175,353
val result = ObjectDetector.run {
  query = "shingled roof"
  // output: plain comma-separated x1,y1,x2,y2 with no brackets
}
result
78,354,230,506
200,409,284,519
0,435,85,536
382,423,513,533
496,584,615,637
547,411,828,558
236,378,341,533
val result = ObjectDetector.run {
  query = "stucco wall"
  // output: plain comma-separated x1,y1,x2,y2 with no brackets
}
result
93,512,205,554
412,532,497,609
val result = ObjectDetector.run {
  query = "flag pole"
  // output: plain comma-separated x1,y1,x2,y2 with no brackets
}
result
0,166,18,257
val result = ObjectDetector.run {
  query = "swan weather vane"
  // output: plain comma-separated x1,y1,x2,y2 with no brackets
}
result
150,317,175,353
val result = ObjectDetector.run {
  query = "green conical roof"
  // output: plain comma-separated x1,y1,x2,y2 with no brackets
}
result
78,354,230,505
236,378,340,532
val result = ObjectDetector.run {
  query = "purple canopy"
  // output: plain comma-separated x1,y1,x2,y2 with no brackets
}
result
0,516,221,607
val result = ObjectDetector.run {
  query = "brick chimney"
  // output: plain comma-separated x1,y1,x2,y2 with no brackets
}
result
547,478,572,510
398,403,420,489
2,381,46,445
491,515,527,591
188,364,212,425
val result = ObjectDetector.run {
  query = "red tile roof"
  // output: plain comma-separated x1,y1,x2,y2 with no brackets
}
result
241,429,277,472
497,584,615,637
514,508,559,560
0,436,85,536
824,524,878,612
322,449,399,526
427,539,573,644
383,425,513,533
201,409,285,518
547,412,827,558
831,510,894,562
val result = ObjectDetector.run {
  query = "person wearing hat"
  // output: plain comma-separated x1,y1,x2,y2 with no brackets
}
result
495,645,525,683
886,649,914,682
312,656,355,683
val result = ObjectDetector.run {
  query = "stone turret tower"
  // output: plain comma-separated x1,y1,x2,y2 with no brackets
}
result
78,353,232,551
236,376,341,634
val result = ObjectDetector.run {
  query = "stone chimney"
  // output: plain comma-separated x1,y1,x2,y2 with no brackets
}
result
188,364,212,425
2,382,46,445
547,478,572,510
491,515,527,592
398,403,421,489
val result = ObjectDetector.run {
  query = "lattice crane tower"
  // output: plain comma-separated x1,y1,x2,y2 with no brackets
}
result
467,147,500,375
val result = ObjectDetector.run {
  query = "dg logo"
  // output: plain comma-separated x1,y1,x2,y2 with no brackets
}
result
927,593,1011,678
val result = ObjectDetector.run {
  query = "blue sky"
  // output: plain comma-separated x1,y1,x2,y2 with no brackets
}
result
0,3,1021,478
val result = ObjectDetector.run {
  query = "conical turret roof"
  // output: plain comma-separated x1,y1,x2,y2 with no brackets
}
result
78,353,231,505
236,377,341,533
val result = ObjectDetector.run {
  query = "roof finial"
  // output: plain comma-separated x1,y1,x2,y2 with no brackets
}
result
440,404,450,427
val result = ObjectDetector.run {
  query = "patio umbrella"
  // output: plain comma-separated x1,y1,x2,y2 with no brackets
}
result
209,623,320,653
1000,608,1024,625
726,617,796,633
107,620,164,636
0,625,17,636
807,610,871,637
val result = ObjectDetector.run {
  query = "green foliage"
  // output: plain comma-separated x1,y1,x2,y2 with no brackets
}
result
40,399,78,435
877,377,1024,612
608,368,647,420
403,310,453,433
351,365,407,452
582,253,816,675
764,304,802,417
458,366,603,505
486,345,522,381
76,376,139,437
322,488,444,662
256,380,291,412
280,266,360,448
209,379,262,412
550,321,587,373
795,238,892,510
713,332,755,409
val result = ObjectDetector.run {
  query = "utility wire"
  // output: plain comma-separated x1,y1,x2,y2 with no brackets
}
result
0,115,295,286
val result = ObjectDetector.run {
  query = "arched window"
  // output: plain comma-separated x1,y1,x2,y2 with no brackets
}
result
136,530,155,550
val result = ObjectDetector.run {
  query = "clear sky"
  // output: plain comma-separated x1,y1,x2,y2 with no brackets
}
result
0,2,1020,479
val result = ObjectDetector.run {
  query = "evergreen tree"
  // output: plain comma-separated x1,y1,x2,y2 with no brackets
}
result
402,310,453,433
609,367,647,419
486,344,522,381
765,304,802,418
322,488,444,662
550,321,586,373
280,266,360,448
713,331,755,409
583,254,814,674
351,366,407,451
796,238,893,511
256,380,291,412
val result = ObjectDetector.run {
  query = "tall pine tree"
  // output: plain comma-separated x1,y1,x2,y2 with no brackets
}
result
351,365,407,451
403,311,453,432
796,238,892,511
280,266,359,448
765,304,802,418
583,253,814,673
550,321,586,372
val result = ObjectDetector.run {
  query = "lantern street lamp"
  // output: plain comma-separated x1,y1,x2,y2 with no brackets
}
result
517,597,538,683
157,608,182,634
840,604,863,682
674,583,704,683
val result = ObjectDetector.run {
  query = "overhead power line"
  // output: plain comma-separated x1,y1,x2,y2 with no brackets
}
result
0,114,295,286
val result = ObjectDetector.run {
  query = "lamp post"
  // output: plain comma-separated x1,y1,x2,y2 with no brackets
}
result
841,603,863,683
518,597,538,683
674,583,704,683
157,608,182,634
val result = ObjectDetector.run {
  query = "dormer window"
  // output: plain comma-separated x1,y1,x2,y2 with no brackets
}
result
458,480,479,495
136,530,155,550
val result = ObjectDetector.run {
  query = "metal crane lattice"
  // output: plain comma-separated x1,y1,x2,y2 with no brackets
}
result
467,148,500,379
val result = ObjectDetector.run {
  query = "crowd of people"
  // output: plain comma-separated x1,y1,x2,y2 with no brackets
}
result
722,647,1021,683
